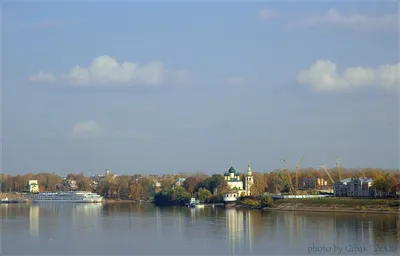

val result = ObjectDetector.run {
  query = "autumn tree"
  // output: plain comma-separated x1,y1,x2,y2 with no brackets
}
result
249,172,266,196
116,175,132,199
183,175,206,195
75,173,92,191
129,183,143,201
161,177,175,190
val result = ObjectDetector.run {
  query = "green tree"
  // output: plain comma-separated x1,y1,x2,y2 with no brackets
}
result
171,186,191,204
372,178,391,193
199,174,225,194
198,188,212,202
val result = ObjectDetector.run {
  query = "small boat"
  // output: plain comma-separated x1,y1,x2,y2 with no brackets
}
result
187,197,205,208
0,198,21,204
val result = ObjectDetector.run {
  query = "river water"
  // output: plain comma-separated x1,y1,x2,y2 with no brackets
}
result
1,203,399,255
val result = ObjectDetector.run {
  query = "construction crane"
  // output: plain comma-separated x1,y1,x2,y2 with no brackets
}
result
281,159,295,194
317,164,335,185
336,157,342,181
295,156,305,191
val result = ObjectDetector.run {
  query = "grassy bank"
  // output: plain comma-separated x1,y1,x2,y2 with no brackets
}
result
235,196,275,209
268,197,400,214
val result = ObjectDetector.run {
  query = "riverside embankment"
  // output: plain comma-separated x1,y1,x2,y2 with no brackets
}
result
265,197,400,215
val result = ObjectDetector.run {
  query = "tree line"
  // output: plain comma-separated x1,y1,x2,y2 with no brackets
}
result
0,167,398,201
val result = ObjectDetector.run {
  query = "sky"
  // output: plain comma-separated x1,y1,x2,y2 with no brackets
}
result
1,0,399,176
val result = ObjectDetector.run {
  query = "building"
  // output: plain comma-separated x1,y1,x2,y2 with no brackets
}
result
105,169,119,179
299,178,318,190
28,180,39,193
155,182,161,193
299,177,329,190
394,183,400,198
223,163,254,197
334,178,373,197
175,178,186,187
65,179,78,191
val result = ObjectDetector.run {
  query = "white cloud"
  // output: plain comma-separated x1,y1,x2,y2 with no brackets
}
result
297,60,400,92
66,56,164,86
258,9,279,20
307,9,397,30
29,71,56,83
30,55,190,86
72,120,104,137
219,77,248,86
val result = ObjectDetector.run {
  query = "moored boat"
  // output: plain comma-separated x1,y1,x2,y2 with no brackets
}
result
32,191,104,203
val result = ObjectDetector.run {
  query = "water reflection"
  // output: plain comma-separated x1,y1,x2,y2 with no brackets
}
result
29,205,39,237
223,209,400,254
71,203,102,217
29,203,102,237
225,209,254,254
1,203,399,255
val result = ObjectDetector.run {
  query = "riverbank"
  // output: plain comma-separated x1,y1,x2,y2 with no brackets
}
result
0,193,25,200
105,199,152,204
264,197,400,215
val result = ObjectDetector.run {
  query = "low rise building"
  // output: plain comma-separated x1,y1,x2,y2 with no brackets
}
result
334,178,373,197
28,180,39,193
64,179,78,191
155,182,161,193
299,177,330,191
175,178,186,186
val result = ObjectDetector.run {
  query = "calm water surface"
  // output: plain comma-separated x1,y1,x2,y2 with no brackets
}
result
1,203,399,255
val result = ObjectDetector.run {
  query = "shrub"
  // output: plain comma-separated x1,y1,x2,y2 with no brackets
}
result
238,197,261,208
261,196,276,208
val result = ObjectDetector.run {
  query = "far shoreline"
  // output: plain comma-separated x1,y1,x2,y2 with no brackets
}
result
103,198,400,215
262,206,400,215
2,199,399,215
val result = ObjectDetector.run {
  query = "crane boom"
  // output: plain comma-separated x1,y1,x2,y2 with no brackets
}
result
321,165,335,184
295,156,305,191
336,157,342,180
282,159,295,194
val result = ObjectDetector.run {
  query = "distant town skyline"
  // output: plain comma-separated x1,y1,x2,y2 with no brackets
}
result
2,1,399,174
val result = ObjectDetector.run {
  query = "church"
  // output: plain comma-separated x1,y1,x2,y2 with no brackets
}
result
223,163,254,197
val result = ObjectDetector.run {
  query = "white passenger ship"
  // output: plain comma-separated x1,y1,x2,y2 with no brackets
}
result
32,191,104,203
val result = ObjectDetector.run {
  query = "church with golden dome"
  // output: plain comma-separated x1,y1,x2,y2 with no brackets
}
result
223,163,254,197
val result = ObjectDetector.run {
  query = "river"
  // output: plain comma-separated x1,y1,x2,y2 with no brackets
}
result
1,203,399,255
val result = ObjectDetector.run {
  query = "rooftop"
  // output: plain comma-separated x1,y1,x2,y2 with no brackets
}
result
338,177,373,184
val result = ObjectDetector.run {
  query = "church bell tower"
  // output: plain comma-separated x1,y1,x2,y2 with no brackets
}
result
245,162,254,196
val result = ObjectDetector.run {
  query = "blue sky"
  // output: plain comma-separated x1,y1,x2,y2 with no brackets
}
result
2,1,399,175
